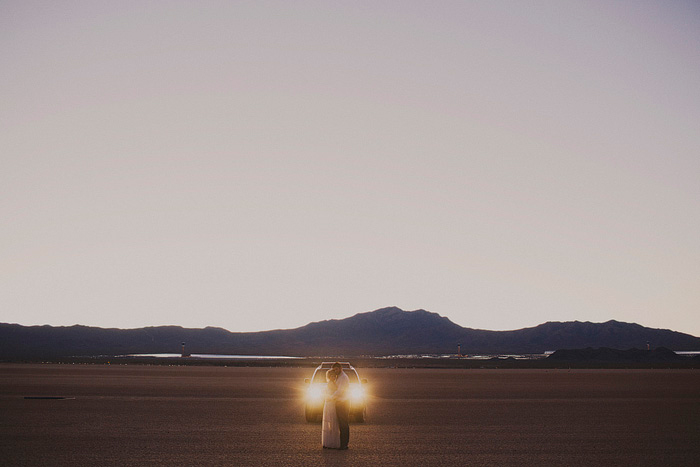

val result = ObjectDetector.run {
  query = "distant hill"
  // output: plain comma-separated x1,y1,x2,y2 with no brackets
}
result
1,307,699,359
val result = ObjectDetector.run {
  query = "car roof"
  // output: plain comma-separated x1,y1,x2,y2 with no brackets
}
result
315,362,354,370
310,363,361,382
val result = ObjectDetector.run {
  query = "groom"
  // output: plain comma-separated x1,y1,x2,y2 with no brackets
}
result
329,362,350,450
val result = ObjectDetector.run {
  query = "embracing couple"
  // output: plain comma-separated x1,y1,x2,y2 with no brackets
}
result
321,362,350,450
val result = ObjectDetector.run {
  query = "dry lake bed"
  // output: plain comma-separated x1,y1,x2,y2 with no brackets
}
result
1,364,698,466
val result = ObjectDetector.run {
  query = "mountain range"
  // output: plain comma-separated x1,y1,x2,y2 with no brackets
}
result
1,307,699,360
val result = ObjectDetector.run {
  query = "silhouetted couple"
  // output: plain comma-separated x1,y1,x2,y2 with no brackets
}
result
322,362,350,450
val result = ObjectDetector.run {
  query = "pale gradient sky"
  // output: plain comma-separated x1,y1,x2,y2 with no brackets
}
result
2,1,699,336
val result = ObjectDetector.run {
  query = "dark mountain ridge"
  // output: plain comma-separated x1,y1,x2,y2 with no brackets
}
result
1,307,699,359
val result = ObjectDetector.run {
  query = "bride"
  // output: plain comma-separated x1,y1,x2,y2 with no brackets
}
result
322,370,341,449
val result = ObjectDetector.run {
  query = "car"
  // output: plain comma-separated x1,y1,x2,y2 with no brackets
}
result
304,362,368,423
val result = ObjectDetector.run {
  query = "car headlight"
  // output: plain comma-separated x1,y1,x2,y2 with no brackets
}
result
350,385,365,402
306,385,324,401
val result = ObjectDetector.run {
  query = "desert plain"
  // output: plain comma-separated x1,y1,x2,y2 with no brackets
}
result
0,364,698,466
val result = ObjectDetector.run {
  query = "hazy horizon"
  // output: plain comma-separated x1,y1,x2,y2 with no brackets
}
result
2,1,699,336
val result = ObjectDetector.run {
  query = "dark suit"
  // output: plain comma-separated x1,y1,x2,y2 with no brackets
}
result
331,370,351,448
335,400,350,448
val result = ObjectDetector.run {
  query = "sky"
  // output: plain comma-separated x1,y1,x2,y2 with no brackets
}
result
2,1,699,336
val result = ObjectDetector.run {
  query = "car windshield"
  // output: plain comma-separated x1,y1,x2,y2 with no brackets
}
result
312,369,359,384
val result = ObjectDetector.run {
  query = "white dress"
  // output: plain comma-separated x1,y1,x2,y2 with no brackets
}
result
322,386,341,448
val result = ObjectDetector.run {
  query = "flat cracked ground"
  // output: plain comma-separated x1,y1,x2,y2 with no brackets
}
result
1,364,698,466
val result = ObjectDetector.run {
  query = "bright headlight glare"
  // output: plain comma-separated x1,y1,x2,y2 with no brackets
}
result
350,386,365,401
307,385,324,400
